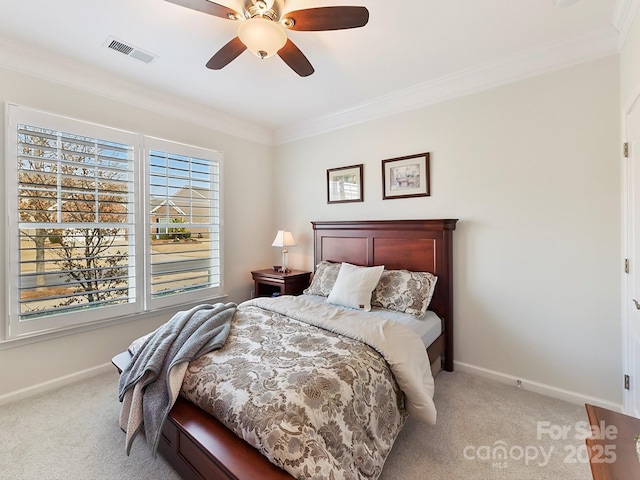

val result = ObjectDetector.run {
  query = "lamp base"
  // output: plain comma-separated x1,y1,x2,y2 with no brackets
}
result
280,248,289,274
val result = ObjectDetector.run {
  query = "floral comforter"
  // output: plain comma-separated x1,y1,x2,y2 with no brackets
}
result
180,295,436,480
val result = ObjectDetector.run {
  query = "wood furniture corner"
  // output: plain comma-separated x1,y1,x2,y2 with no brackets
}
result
251,269,311,297
585,403,640,480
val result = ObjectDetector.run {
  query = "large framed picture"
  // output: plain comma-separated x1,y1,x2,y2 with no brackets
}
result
382,152,430,200
327,164,364,204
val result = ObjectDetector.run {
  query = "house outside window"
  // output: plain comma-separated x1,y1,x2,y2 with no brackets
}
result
146,138,222,308
5,105,223,339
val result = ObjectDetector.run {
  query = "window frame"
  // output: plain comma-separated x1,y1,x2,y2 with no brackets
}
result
4,104,225,340
143,135,224,311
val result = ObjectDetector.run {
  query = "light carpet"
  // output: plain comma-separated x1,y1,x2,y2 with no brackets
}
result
0,369,592,480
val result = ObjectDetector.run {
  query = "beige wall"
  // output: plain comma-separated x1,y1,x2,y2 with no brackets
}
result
0,67,274,399
621,11,640,112
274,55,622,406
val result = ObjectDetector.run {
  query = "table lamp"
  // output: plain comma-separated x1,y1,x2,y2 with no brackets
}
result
272,230,296,273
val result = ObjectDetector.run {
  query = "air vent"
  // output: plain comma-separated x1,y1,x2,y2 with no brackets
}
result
104,36,156,64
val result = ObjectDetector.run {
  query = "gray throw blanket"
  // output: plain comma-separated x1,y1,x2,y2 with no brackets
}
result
117,302,237,455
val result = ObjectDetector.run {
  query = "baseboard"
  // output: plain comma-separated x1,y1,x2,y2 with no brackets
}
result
1,360,622,412
454,361,622,412
0,362,114,407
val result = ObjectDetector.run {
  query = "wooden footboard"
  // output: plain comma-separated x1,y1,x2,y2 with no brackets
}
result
112,351,293,480
159,399,292,480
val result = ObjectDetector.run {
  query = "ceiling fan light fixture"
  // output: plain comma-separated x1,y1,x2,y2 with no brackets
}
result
238,17,287,59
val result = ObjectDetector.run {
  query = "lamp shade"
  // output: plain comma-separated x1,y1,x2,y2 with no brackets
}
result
238,17,287,59
272,230,296,248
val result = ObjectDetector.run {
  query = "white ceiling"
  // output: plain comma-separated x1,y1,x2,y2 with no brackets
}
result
0,0,631,144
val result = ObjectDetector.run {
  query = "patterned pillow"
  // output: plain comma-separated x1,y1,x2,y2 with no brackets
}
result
303,260,342,297
371,269,438,318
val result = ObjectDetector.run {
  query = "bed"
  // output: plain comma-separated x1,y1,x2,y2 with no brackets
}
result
112,219,457,480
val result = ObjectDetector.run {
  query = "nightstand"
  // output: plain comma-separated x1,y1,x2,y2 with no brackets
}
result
251,269,312,298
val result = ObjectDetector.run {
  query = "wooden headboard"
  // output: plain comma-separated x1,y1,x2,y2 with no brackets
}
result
312,219,458,370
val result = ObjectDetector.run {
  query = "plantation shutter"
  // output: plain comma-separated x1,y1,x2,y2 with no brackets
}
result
147,140,222,305
16,123,136,323
6,106,226,340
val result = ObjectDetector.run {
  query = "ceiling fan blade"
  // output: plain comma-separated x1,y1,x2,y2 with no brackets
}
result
282,6,369,31
164,0,242,20
277,39,314,77
206,37,247,70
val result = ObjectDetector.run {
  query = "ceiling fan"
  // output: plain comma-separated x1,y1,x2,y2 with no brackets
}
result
164,0,369,77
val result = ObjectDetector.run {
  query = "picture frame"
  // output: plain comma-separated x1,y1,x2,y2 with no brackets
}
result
382,152,430,200
327,164,364,204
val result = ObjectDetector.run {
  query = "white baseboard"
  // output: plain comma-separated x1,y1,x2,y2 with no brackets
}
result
454,361,622,412
0,363,114,407
0,360,623,413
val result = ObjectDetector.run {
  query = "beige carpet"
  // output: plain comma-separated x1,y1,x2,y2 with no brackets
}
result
381,371,591,480
0,369,591,480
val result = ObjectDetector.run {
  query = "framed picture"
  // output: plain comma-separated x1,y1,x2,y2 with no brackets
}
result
327,164,364,204
382,152,430,200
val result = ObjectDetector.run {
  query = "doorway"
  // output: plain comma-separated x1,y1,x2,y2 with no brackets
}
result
624,95,640,417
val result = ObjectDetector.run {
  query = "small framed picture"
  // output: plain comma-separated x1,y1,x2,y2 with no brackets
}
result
382,152,430,200
327,164,364,204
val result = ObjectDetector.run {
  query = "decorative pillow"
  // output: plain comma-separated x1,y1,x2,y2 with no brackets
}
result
303,260,342,297
371,269,438,318
327,263,384,311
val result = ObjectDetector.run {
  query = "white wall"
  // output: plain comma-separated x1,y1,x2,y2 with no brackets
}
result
621,10,640,111
274,55,622,406
0,67,274,399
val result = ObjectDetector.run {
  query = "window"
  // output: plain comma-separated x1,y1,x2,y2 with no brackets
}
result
145,137,222,310
5,106,223,339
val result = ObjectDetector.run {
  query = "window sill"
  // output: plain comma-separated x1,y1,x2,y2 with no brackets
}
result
0,294,229,351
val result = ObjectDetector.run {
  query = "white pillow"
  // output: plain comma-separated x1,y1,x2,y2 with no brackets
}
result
327,263,384,311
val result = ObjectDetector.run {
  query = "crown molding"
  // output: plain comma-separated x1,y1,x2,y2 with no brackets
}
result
612,0,640,46
274,26,620,145
0,36,273,146
0,17,625,150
